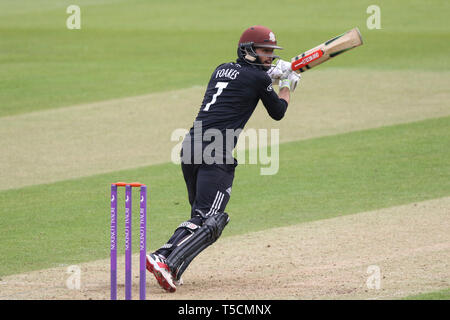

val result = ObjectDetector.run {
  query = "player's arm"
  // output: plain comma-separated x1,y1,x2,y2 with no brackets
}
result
258,65,300,120
277,70,300,104
278,86,290,105
257,74,289,121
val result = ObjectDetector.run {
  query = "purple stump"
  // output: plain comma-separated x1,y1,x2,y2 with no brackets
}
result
125,185,132,300
139,185,147,300
110,184,118,300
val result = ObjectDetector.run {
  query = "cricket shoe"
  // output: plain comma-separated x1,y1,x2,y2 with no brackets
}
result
146,253,176,293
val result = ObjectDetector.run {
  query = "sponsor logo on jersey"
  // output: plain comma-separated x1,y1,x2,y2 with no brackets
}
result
267,83,273,92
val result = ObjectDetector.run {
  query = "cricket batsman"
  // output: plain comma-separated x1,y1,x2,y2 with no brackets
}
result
146,25,300,292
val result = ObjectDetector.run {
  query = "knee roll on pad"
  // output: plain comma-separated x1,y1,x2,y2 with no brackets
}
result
156,217,202,253
166,212,229,280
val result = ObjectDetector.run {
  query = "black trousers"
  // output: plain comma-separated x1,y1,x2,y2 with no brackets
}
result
155,162,235,258
181,162,235,218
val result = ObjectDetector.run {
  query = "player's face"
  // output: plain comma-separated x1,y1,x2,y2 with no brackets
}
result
255,47,275,67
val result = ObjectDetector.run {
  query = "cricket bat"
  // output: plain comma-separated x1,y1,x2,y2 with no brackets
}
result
290,27,363,73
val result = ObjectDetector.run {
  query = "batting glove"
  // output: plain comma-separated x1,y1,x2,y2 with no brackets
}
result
267,59,292,81
279,71,301,91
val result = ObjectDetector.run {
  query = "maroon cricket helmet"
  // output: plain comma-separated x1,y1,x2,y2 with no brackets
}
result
238,25,283,50
237,25,283,69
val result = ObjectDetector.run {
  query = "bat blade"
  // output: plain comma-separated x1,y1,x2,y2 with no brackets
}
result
291,27,363,73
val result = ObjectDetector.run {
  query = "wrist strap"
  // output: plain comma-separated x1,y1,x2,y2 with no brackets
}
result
279,79,290,90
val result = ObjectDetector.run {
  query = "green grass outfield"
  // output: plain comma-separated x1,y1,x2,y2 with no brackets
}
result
0,0,449,116
404,288,450,300
0,116,449,276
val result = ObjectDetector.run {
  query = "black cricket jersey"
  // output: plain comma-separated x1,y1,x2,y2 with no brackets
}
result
183,58,288,165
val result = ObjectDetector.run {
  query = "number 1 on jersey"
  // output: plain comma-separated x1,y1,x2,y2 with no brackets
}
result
203,82,228,111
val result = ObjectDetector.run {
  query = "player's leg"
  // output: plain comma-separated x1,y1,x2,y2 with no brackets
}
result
148,163,234,291
181,159,199,209
153,162,201,259
166,163,235,281
146,162,200,292
154,163,234,257
190,164,234,217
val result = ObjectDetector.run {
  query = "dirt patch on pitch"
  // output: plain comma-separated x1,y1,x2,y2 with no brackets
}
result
1,197,448,300
1,70,449,191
